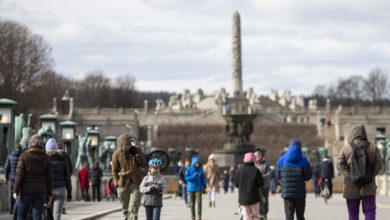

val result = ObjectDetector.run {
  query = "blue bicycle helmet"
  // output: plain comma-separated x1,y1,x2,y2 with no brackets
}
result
148,158,162,168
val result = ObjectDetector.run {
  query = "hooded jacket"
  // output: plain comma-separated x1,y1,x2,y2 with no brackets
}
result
13,149,53,196
337,125,382,199
275,144,312,199
319,157,334,180
185,157,207,192
5,149,22,182
139,172,167,207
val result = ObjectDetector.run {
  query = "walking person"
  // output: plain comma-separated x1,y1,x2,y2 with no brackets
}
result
106,182,116,201
139,159,167,220
185,157,206,220
275,138,312,220
337,125,382,220
13,135,53,220
223,170,229,194
312,161,321,198
175,161,183,199
45,138,72,220
112,134,148,220
319,155,334,197
235,152,264,220
91,161,103,202
228,166,235,193
255,149,271,220
5,144,23,214
57,143,72,214
203,154,220,208
179,160,191,207
78,164,90,201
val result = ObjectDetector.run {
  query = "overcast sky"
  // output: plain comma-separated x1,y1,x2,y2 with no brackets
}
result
1,0,390,96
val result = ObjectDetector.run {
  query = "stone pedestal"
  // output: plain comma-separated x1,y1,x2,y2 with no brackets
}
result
214,143,255,167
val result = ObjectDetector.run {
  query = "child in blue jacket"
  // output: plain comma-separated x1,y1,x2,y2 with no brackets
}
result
185,157,206,220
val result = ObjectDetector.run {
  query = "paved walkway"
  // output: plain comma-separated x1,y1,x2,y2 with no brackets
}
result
1,193,390,220
102,192,390,220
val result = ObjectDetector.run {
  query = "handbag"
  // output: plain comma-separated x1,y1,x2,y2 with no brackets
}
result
43,205,54,220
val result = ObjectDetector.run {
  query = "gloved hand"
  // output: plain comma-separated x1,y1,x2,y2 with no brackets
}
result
13,193,18,200
129,147,138,155
67,193,72,202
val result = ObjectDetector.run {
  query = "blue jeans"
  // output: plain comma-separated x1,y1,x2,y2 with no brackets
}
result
145,206,161,220
182,183,190,205
313,178,320,196
18,194,46,220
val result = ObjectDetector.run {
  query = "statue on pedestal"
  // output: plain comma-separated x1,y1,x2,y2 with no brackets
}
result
38,125,55,145
14,114,33,149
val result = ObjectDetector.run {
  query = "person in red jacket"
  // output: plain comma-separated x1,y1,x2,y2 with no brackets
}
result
78,164,90,201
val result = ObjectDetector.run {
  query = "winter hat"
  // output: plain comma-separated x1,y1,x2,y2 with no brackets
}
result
208,153,215,160
28,135,44,149
243,152,256,163
45,138,58,152
289,138,302,148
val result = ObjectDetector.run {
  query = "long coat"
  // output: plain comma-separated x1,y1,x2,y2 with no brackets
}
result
337,125,382,199
79,168,90,190
203,162,221,193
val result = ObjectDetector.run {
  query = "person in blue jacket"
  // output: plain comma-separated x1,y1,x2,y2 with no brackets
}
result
185,157,206,220
275,138,312,220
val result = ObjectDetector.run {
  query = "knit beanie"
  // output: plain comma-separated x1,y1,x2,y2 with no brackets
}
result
28,135,44,149
243,152,256,163
208,153,215,160
45,138,58,152
289,138,302,148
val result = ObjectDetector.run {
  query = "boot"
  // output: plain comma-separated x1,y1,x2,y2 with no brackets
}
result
209,202,212,207
212,201,216,208
197,215,201,220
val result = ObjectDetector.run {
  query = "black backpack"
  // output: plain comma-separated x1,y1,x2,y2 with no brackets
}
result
349,142,374,185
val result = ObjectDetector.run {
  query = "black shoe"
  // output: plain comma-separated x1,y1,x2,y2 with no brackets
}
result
62,208,67,214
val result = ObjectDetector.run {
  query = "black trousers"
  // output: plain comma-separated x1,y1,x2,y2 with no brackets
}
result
259,187,270,215
92,184,101,201
284,198,305,220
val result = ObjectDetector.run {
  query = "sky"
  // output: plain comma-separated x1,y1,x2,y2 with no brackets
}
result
1,0,390,96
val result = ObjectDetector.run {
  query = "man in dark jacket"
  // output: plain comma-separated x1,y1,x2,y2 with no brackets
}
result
179,160,191,207
255,149,271,220
5,144,23,214
13,135,53,220
275,138,312,220
312,162,321,197
319,156,334,196
235,152,264,220
91,161,103,202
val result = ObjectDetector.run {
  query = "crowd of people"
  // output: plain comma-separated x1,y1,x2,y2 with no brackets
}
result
3,124,384,220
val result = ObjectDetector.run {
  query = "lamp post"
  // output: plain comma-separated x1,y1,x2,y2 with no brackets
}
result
0,98,17,171
39,114,58,135
87,128,100,162
60,121,77,169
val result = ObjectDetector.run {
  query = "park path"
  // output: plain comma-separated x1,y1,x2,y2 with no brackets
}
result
1,192,390,220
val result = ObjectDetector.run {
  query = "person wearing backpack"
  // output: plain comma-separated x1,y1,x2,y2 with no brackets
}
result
337,125,382,220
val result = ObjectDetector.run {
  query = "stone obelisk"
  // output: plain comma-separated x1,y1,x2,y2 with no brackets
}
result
231,11,243,97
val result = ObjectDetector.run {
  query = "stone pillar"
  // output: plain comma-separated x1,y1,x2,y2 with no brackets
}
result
326,99,331,116
231,11,243,97
144,100,149,113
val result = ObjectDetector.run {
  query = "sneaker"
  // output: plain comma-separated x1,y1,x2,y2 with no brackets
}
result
62,208,67,214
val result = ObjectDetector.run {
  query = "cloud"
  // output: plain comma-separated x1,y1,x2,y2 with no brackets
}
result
1,0,390,96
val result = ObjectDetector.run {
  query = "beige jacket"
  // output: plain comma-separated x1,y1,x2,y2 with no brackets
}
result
111,146,147,188
337,125,382,199
203,162,221,193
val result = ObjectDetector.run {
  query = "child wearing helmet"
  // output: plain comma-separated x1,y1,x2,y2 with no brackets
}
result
139,158,167,220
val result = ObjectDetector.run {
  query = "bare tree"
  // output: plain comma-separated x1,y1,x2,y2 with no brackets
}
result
363,68,388,106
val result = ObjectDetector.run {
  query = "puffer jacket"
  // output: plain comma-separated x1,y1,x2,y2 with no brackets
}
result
185,157,207,192
319,158,334,180
275,146,312,199
337,125,382,199
112,146,148,188
48,153,72,194
91,165,103,185
5,149,22,182
13,148,53,196
139,172,167,207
